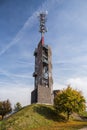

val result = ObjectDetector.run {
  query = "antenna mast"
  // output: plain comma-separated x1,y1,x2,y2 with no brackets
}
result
38,11,48,45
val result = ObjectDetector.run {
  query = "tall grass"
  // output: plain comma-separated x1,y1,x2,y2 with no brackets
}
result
0,104,87,130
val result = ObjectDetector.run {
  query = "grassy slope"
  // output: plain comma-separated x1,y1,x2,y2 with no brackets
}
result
0,104,87,130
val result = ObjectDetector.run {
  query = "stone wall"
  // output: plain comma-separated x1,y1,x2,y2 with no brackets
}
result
37,85,52,104
31,40,53,105
31,89,37,104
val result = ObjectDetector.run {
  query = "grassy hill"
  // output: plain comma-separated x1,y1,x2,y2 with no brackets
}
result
0,104,87,130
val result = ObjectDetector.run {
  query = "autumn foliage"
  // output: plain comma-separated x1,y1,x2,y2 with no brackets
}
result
0,99,12,119
54,86,86,120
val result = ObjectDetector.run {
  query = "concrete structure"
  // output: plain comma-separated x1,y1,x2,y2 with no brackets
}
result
31,38,53,104
31,12,53,104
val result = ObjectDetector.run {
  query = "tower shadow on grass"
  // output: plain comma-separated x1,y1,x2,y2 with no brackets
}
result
33,105,66,122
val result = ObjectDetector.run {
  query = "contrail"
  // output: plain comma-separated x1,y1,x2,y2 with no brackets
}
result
0,11,37,56
0,0,62,56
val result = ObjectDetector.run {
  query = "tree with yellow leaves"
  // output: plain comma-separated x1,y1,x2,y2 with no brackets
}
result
54,86,86,120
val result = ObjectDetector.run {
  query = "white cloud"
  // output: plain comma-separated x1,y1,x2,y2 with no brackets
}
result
0,85,33,108
66,77,87,100
53,82,66,90
53,77,87,102
67,77,87,88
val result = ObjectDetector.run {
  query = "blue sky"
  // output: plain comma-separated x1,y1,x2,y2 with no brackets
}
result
0,0,87,107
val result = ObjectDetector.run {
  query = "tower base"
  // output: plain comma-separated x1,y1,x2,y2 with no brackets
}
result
31,85,53,104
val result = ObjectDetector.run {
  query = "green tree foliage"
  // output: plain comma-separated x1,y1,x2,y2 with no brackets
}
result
14,102,22,112
0,99,12,119
54,86,86,120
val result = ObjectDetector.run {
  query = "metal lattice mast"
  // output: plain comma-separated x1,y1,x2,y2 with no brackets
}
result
38,11,48,44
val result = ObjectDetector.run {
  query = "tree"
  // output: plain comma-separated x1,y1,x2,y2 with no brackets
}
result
54,86,86,120
0,99,12,119
14,102,22,112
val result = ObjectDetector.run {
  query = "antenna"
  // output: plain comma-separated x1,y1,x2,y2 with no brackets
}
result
38,11,48,44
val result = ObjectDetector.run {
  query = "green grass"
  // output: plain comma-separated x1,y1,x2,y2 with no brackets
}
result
0,104,87,130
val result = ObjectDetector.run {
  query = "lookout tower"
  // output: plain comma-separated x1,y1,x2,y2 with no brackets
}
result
31,11,53,104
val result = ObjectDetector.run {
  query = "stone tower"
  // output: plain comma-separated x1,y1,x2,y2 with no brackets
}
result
31,12,53,104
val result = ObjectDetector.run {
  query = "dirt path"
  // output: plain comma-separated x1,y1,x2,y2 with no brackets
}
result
79,127,87,130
